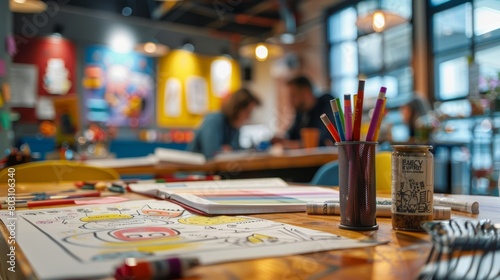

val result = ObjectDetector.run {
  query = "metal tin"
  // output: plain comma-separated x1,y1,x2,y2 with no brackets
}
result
391,145,434,231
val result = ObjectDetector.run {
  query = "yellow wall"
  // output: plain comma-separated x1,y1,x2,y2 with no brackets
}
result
157,50,241,128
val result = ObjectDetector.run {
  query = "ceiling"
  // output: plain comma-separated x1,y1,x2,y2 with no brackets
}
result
48,0,302,39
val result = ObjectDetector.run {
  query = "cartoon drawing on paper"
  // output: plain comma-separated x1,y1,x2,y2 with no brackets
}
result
5,200,371,280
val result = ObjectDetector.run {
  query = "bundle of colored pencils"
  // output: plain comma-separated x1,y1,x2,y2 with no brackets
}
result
320,80,387,143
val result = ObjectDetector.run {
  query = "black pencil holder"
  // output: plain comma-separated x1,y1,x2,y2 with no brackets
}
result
336,141,378,231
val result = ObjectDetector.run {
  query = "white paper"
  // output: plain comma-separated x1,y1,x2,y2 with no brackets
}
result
129,177,289,196
0,200,373,280
164,78,182,117
186,76,208,115
35,97,55,120
10,63,38,107
210,59,232,98
43,58,72,95
154,147,206,165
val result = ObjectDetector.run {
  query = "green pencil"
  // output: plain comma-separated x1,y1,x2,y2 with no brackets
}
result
335,97,345,133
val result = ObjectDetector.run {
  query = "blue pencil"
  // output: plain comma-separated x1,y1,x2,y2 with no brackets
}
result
330,101,345,141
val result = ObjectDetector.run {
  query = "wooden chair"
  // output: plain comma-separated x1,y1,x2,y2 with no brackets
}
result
0,160,120,183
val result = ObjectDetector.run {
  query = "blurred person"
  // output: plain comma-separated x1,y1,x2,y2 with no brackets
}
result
274,76,334,147
400,95,432,140
188,88,261,159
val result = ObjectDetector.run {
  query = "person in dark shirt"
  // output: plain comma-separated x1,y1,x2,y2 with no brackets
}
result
279,76,334,147
188,88,261,159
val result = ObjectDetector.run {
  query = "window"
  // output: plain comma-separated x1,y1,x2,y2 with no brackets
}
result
326,0,413,99
430,0,500,101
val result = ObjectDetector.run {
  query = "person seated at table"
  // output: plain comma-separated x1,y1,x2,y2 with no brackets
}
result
273,76,334,148
188,88,261,159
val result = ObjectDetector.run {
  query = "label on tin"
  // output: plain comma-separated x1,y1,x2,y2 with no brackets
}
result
392,156,433,215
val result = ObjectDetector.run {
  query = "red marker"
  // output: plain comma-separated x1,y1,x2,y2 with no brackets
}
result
115,257,200,280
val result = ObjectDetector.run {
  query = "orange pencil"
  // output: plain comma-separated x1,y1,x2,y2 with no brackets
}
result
373,97,387,142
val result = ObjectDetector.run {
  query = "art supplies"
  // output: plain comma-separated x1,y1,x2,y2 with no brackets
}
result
365,87,386,141
344,94,353,141
322,81,387,143
320,113,341,142
352,80,365,141
0,200,377,280
306,201,451,220
129,178,339,215
330,100,345,141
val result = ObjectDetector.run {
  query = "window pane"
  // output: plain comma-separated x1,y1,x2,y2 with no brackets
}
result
382,0,412,19
430,0,451,6
358,33,383,74
384,24,412,68
330,41,358,77
328,7,357,43
476,45,500,94
386,67,414,97
364,74,401,98
474,0,500,40
433,3,472,52
357,0,378,19
437,56,469,100
332,77,358,96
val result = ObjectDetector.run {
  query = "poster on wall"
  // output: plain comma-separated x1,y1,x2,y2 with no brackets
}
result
156,50,241,128
186,76,208,115
164,78,182,117
82,45,154,127
14,36,77,97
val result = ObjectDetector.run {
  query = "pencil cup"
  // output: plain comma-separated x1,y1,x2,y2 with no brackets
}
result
336,141,378,231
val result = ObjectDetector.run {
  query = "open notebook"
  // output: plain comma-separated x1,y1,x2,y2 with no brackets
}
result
129,178,339,215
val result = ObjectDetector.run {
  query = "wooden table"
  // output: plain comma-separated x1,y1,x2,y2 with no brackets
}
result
1,183,499,280
112,147,338,182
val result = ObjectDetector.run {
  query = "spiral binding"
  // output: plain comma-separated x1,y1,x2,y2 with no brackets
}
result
419,219,500,280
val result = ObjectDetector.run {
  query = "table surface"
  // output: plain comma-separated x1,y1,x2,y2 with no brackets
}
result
109,147,339,176
1,182,499,280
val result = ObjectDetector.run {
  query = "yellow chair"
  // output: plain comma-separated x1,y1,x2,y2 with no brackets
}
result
376,151,392,194
0,160,120,183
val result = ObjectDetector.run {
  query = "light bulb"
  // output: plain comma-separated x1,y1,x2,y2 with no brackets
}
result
13,0,26,3
144,42,157,54
255,44,268,61
372,11,386,32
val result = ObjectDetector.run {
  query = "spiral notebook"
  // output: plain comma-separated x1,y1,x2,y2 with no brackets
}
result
419,219,500,280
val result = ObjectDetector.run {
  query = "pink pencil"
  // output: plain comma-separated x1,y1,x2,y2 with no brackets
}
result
366,87,387,141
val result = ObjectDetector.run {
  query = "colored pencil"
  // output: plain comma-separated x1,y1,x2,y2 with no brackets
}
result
320,114,341,142
334,98,345,133
344,94,353,141
330,101,345,141
352,80,365,141
366,87,386,141
373,97,387,142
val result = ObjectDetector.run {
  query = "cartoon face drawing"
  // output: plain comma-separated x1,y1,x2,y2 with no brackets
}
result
110,226,180,241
